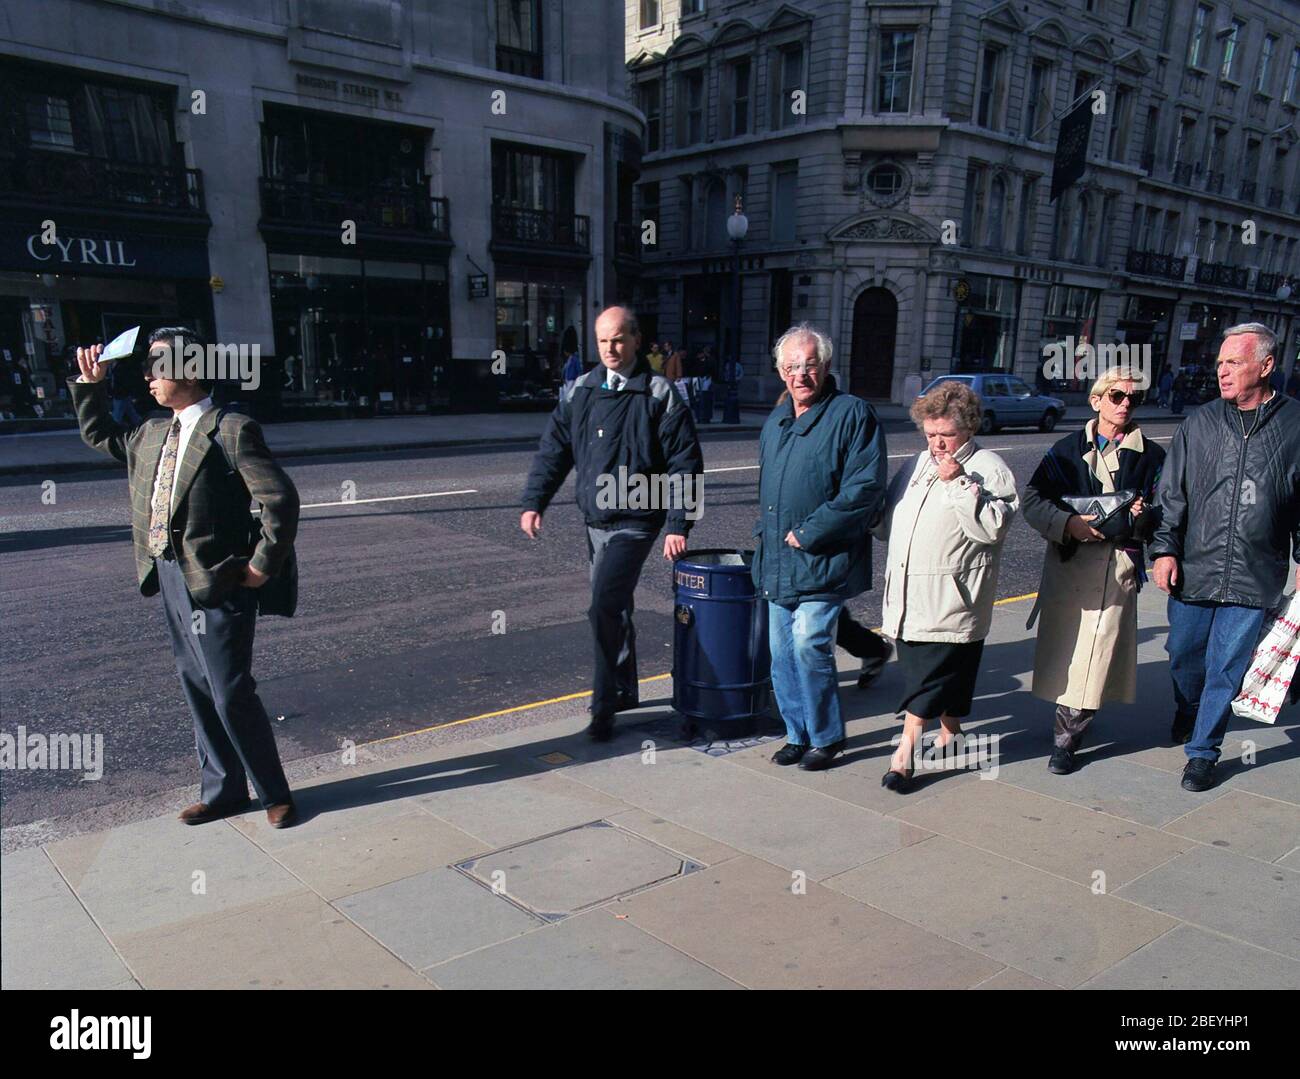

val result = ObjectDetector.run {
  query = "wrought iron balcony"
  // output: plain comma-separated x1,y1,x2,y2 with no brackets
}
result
492,204,590,251
0,148,204,213
1125,248,1187,281
1239,180,1257,202
1194,260,1250,290
614,220,642,260
1256,271,1283,294
259,178,450,238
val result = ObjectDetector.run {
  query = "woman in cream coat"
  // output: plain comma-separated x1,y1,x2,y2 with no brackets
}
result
876,380,1019,791
1022,366,1164,774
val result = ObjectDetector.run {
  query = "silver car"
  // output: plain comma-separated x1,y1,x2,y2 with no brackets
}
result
918,374,1066,434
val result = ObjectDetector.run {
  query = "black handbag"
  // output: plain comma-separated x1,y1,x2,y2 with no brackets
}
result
1063,489,1138,541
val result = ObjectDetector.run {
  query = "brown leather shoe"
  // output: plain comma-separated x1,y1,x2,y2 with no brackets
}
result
266,802,297,829
178,800,249,825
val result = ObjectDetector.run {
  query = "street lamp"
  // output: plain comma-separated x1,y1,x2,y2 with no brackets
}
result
725,195,748,423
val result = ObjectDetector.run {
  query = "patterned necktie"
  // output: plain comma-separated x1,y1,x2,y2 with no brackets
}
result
148,419,182,557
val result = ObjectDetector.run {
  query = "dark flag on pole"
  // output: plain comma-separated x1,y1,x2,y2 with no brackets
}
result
1050,98,1094,202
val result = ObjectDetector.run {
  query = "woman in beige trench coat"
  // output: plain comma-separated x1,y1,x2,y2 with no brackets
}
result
1023,366,1166,774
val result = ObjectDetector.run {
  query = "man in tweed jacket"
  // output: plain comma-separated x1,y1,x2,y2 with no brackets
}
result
71,327,300,829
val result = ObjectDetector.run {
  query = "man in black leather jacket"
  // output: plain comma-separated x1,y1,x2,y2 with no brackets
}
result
1152,323,1300,792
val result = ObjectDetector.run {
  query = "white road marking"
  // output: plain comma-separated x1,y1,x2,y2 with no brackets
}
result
299,489,478,510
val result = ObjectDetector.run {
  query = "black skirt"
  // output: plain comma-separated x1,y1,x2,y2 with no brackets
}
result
895,639,986,720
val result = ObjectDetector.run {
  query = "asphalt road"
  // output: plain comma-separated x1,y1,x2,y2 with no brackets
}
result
0,412,1187,827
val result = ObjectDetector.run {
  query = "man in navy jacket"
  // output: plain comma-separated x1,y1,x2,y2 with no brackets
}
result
521,306,704,740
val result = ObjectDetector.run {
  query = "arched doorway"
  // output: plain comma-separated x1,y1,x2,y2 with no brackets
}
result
850,287,897,399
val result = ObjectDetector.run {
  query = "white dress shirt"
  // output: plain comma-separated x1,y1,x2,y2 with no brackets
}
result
151,397,214,511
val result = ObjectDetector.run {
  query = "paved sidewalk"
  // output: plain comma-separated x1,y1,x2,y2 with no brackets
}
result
3,588,1296,989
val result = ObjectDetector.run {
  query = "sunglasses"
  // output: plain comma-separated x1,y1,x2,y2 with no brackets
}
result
1104,389,1143,406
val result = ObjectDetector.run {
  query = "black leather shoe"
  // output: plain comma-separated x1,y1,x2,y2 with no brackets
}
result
1181,758,1216,792
880,766,914,792
586,712,616,742
1048,746,1075,775
771,743,809,766
1170,712,1196,745
798,739,845,771
856,639,894,689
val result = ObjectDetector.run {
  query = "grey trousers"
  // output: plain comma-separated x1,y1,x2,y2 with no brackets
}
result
586,525,658,716
1053,704,1097,750
157,557,292,808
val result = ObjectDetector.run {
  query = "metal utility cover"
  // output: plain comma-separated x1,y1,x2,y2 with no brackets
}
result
456,821,702,922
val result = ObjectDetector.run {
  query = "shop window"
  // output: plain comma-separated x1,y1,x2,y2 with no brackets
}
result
953,274,1020,372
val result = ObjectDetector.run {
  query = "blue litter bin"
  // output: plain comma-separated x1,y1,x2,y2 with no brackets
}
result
672,549,771,736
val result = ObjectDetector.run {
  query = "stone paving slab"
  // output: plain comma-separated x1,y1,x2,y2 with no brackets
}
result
825,835,1178,988
335,866,543,971
267,810,486,900
115,890,432,989
459,821,696,920
1160,791,1300,864
0,847,135,990
603,808,744,867
43,814,305,939
1115,845,1300,960
992,755,1230,828
412,768,630,849
563,744,932,881
1080,923,1300,990
614,853,1002,989
426,907,742,990
893,778,1194,888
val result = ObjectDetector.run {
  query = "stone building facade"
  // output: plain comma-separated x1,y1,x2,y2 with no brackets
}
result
1,0,640,415
626,0,1300,404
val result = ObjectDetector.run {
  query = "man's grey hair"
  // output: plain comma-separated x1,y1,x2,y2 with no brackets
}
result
1222,322,1277,365
772,322,833,370
601,304,639,336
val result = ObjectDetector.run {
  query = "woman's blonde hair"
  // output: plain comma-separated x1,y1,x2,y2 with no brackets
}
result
1088,365,1141,400
910,379,982,435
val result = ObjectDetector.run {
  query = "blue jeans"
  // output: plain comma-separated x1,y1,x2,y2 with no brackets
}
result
1166,597,1267,763
768,600,844,748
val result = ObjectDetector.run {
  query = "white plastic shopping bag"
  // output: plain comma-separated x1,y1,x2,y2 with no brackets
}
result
1231,593,1300,724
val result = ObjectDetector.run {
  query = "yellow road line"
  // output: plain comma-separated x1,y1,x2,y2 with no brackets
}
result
359,591,1040,748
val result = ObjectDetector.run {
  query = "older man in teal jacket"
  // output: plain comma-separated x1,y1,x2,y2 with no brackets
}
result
753,323,888,771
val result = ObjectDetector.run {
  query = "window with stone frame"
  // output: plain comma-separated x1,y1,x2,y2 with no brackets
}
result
677,67,705,146
1257,35,1277,95
1016,177,1037,255
772,43,806,130
639,78,662,152
722,57,752,138
976,44,1006,130
1220,18,1245,82
876,29,915,114
1024,60,1053,141
1187,4,1211,69
1108,85,1133,162
986,174,1007,251
962,162,987,247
